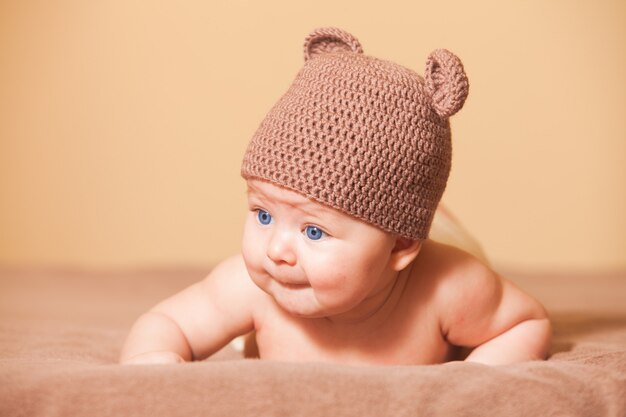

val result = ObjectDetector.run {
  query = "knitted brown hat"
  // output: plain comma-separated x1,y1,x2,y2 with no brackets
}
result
241,27,469,240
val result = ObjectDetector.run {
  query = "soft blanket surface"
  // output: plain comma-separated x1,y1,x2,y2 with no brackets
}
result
1,267,625,417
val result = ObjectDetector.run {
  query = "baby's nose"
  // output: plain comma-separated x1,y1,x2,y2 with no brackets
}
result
267,229,297,266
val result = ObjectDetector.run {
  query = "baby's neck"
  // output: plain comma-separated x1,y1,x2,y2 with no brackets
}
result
322,267,411,328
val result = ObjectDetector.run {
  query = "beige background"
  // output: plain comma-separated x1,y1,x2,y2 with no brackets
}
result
1,0,624,271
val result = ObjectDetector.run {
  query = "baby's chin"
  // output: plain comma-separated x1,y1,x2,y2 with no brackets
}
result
266,283,338,318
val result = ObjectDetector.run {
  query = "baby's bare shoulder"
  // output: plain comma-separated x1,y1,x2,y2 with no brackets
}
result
204,254,249,284
205,255,276,331
194,254,270,326
146,254,263,359
412,239,502,316
202,254,261,300
414,241,548,348
414,239,495,281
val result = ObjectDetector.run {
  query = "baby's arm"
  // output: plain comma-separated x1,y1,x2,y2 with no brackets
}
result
439,252,552,366
119,254,257,364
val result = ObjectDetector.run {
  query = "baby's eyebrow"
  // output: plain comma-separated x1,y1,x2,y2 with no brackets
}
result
289,200,323,216
247,186,336,218
285,200,342,223
245,185,264,200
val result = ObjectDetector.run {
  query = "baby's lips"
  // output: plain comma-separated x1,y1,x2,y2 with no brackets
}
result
268,271,309,287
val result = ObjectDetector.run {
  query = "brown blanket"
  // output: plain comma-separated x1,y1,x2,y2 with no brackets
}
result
1,267,625,416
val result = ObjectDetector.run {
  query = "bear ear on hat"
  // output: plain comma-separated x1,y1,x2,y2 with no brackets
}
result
424,49,469,118
304,27,364,61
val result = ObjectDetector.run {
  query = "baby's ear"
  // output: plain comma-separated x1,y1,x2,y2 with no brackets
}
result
389,238,422,271
424,49,469,118
303,27,363,61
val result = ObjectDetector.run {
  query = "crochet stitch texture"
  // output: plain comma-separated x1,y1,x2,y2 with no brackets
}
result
241,27,469,240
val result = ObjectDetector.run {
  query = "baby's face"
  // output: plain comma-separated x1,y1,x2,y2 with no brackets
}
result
242,179,400,319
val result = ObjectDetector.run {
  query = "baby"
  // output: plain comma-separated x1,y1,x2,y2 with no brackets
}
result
120,27,551,367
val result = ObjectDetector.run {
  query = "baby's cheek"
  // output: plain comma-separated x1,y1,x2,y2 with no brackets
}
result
309,271,345,291
306,261,351,299
241,221,260,261
241,233,263,276
241,248,268,290
302,249,341,284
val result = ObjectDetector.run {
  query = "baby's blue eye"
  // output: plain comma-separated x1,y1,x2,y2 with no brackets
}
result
304,225,326,241
256,209,272,225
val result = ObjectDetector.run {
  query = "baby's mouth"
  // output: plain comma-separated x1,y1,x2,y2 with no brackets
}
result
272,276,309,289
279,282,308,290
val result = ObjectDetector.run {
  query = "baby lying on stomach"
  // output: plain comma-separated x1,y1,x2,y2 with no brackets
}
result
120,27,551,367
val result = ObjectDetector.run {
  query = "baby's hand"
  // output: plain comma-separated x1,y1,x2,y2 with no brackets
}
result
121,351,186,365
